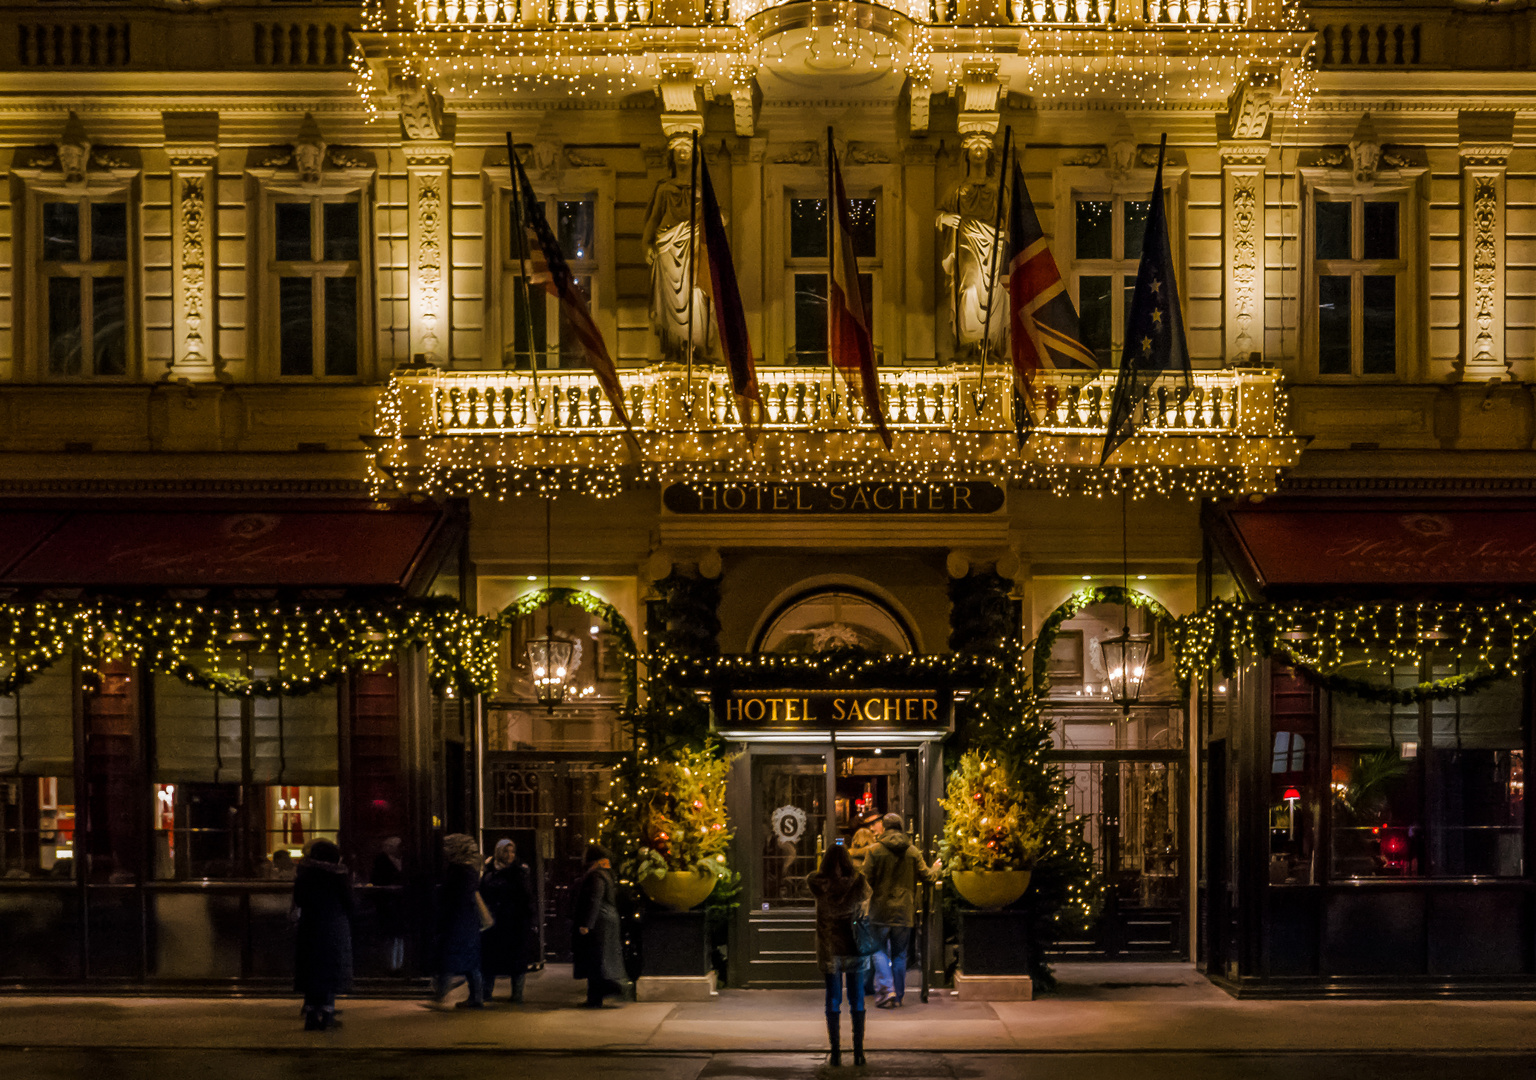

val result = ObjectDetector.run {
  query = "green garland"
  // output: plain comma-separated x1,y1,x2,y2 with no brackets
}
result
0,596,501,698
500,586,639,708
1032,586,1179,697
656,648,1003,690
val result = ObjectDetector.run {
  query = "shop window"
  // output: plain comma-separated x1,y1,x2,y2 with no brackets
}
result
270,196,364,377
786,195,878,366
1270,667,1319,885
151,662,338,880
1325,651,1524,880
0,667,77,879
1310,192,1410,378
39,197,131,377
502,193,598,370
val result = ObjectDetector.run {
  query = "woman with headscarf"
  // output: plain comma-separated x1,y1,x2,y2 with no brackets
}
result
433,833,485,1009
571,843,626,1008
480,838,537,1003
809,840,872,1067
292,838,353,1031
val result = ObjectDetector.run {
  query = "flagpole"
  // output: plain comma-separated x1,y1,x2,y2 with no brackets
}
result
974,125,1012,413
505,133,539,399
684,130,700,417
826,126,835,390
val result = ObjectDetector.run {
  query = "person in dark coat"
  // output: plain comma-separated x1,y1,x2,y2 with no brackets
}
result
369,836,407,973
433,833,485,1009
810,840,872,1067
571,844,626,1007
292,838,353,1032
480,838,537,1003
862,812,941,1009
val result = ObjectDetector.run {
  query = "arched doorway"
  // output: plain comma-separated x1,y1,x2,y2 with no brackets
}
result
1038,591,1188,959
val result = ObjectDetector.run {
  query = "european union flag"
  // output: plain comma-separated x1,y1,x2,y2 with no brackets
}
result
1100,134,1192,467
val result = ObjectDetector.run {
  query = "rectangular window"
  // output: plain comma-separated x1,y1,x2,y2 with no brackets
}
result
271,196,363,377
786,195,879,364
1313,193,1407,377
0,667,77,880
1072,193,1163,367
39,196,131,377
503,194,597,370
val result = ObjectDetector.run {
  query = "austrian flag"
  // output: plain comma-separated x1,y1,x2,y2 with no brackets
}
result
827,132,892,450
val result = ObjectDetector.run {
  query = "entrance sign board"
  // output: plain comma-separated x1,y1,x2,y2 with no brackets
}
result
665,481,1003,515
715,688,949,731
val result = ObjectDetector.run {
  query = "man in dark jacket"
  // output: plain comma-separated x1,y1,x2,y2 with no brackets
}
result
861,812,940,1008
292,839,353,1031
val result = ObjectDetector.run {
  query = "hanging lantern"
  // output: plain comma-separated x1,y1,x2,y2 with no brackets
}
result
1097,627,1152,714
527,635,575,711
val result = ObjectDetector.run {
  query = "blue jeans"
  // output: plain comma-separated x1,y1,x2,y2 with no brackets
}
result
870,924,911,1000
824,970,865,1014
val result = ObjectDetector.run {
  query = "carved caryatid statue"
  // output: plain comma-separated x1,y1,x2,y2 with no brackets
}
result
937,133,1007,360
641,133,711,361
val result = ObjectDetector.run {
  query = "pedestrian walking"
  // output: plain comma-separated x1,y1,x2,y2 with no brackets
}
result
571,843,626,1007
862,812,941,1009
433,833,486,1009
370,836,407,973
848,826,877,872
291,838,353,1032
809,840,872,1067
480,838,537,1003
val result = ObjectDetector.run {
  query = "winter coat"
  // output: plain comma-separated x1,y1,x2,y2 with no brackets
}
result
292,858,354,997
571,863,625,984
862,831,938,927
369,852,407,936
808,869,872,974
435,862,483,975
479,859,537,976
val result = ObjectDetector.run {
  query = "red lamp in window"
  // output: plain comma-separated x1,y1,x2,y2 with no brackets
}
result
1282,787,1301,803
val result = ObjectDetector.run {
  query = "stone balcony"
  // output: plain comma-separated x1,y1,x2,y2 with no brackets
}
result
367,363,1302,497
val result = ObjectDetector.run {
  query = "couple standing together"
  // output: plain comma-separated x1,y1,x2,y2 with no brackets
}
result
810,812,941,1067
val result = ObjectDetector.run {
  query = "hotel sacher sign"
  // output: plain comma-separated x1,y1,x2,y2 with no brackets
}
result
664,481,1003,515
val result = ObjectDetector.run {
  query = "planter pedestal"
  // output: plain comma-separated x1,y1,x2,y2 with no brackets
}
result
955,909,1032,1002
636,908,717,1002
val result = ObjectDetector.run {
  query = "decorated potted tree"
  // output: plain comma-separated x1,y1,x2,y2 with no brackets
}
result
940,749,1048,909
632,743,736,911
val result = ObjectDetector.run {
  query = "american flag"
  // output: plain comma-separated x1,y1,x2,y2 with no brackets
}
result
510,142,633,434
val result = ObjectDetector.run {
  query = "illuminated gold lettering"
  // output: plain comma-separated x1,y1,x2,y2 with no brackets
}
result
726,697,741,722
865,697,883,721
773,487,791,510
851,487,871,511
899,486,918,511
698,485,718,511
785,697,799,722
832,698,846,722
872,486,895,510
922,698,938,721
769,697,782,723
954,485,973,510
929,486,945,510
723,487,747,511
905,698,919,722
743,697,765,722
796,486,813,511
829,485,848,511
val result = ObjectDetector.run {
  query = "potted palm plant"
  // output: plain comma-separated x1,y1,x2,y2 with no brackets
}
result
940,750,1048,909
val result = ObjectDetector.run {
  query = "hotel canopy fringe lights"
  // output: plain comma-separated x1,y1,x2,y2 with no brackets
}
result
352,0,1314,111
366,364,1304,499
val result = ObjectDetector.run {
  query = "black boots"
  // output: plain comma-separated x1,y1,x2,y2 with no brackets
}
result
826,1011,841,1066
851,1010,866,1067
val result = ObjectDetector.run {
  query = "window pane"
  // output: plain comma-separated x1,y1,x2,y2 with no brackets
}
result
250,670,338,787
275,203,313,261
258,786,340,874
42,202,80,262
1123,199,1151,260
93,277,127,376
1270,668,1318,886
1076,199,1112,260
1363,201,1399,261
847,198,878,259
793,272,828,364
1079,274,1113,368
790,199,827,259
556,276,590,370
47,276,83,376
154,782,246,880
279,276,313,376
1428,669,1523,878
1317,275,1351,375
509,281,548,369
1362,275,1396,375
322,202,359,262
0,775,76,879
1330,660,1422,880
323,276,358,376
558,200,596,261
91,203,128,262
1316,200,1351,261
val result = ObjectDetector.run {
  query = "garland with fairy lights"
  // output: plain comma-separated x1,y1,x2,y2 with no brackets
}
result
501,586,639,707
0,597,501,699
1032,586,1180,698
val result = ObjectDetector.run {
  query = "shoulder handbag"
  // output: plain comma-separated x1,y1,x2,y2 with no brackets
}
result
476,892,496,932
851,911,879,957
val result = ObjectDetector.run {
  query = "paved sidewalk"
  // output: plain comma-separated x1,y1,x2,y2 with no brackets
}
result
2,963,1534,1055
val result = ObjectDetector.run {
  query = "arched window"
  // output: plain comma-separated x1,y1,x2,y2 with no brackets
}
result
755,589,914,655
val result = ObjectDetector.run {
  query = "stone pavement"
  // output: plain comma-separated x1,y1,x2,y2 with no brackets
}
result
1,963,1534,1055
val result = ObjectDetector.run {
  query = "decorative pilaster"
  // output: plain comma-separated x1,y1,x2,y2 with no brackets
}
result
1219,67,1274,366
165,113,220,382
1458,111,1514,381
404,142,453,366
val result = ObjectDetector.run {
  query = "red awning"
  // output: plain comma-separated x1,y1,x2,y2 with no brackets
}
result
1218,501,1536,589
0,500,453,591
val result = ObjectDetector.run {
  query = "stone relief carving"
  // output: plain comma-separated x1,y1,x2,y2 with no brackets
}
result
57,111,91,184
731,83,756,137
565,147,606,168
908,71,932,135
1225,65,1277,141
847,142,891,165
1230,173,1258,359
295,114,327,184
417,173,444,360
773,142,819,165
1471,175,1499,366
180,176,208,364
1063,147,1106,168
326,147,374,171
1349,114,1381,184
392,72,445,141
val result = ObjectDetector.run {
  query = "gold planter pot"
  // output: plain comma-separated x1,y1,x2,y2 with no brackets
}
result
950,869,1032,910
639,867,718,911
